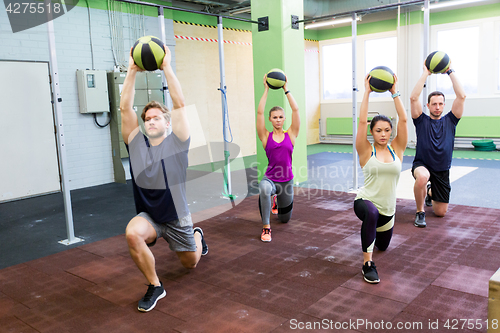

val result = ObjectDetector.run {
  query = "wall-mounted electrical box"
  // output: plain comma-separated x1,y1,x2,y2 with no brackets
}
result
76,69,110,113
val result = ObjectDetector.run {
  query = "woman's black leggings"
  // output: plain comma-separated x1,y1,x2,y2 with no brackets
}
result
354,198,394,253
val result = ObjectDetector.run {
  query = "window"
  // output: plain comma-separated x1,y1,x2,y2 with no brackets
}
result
322,42,352,100
436,27,479,95
365,37,397,98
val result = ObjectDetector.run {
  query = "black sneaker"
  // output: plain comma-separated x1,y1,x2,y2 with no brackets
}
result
414,211,426,228
425,183,432,207
138,282,166,312
362,261,380,284
194,227,208,255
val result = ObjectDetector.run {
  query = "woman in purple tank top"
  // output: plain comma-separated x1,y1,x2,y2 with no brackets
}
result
256,74,300,242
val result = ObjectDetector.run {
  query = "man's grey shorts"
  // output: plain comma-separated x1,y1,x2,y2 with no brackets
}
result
138,212,197,252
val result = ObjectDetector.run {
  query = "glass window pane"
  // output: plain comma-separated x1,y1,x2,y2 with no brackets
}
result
365,36,397,98
436,27,479,95
322,43,352,100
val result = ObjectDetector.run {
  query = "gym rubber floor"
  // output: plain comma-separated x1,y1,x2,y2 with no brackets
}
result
1,144,499,332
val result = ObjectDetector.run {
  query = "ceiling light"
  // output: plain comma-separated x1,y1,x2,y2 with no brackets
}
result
305,16,361,30
422,0,487,11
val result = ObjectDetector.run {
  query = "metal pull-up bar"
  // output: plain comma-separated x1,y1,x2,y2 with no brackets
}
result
115,0,259,24
294,0,425,25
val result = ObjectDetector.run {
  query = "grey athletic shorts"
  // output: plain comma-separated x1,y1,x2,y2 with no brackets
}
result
138,212,196,252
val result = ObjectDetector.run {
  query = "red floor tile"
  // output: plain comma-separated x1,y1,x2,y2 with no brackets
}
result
0,292,29,318
85,270,172,307
229,278,331,318
341,268,433,303
303,287,407,324
173,299,286,333
155,279,238,321
0,316,41,333
404,285,488,324
78,234,130,258
66,255,138,284
431,264,495,297
0,192,498,332
274,258,359,291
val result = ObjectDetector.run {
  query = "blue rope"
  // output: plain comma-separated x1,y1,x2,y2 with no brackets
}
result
218,86,235,200
219,87,233,143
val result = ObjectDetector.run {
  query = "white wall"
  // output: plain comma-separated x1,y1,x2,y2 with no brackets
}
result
0,5,175,190
305,40,321,144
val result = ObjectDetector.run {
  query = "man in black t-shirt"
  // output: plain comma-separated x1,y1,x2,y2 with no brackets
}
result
120,45,207,312
410,63,466,228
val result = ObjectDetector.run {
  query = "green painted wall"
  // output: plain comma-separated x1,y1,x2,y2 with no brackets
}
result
326,116,500,138
251,0,307,183
304,29,319,40
456,117,500,138
326,118,372,135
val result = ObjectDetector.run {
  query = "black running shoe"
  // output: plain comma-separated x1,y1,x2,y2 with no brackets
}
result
194,227,208,255
362,261,380,284
425,183,432,207
414,211,426,228
138,282,166,312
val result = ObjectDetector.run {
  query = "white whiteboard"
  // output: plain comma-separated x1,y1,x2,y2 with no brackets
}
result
0,61,60,202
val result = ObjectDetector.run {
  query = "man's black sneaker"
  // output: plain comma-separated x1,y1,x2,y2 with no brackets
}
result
194,227,208,255
425,183,432,207
138,282,166,312
414,211,426,228
362,261,380,284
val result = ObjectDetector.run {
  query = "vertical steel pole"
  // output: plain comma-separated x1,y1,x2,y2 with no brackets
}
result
351,13,358,190
423,0,429,114
217,16,232,198
45,0,82,245
158,7,172,114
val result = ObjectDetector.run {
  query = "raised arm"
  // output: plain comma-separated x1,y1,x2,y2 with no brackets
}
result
256,75,270,148
283,79,300,145
120,49,141,144
161,45,189,142
448,64,466,119
356,75,373,167
410,65,432,119
389,74,408,160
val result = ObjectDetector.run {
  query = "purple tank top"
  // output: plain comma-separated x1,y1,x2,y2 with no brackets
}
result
265,131,294,182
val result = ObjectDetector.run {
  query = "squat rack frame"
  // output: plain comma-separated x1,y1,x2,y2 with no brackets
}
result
51,0,266,245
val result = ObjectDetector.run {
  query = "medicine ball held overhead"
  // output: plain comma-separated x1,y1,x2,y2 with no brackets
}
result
266,69,286,89
368,66,395,93
132,36,165,71
425,51,450,74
